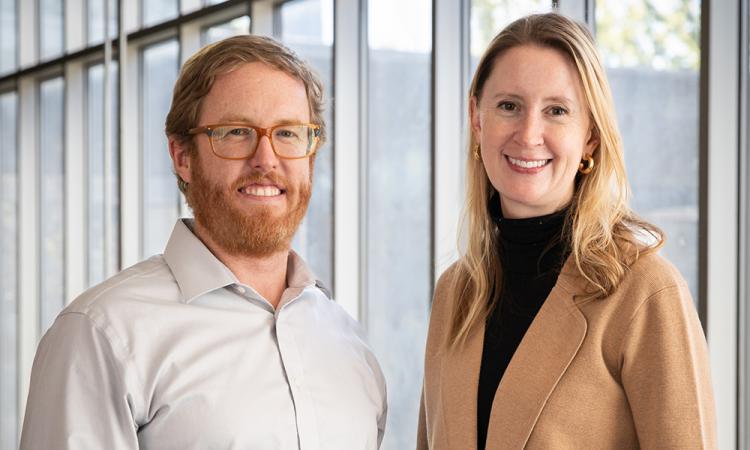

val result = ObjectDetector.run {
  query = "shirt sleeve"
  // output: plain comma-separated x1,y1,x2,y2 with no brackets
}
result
20,312,140,450
620,283,717,449
377,397,387,448
374,358,388,449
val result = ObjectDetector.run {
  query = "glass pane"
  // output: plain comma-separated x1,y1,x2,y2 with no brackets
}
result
366,0,431,448
0,0,16,74
470,0,552,70
141,0,178,28
0,91,18,450
596,0,701,300
87,63,120,286
39,77,65,332
87,0,118,45
279,0,333,46
202,15,250,45
39,0,64,60
142,40,179,257
278,0,333,289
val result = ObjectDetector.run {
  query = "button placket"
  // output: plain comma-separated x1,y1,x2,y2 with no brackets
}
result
274,309,319,450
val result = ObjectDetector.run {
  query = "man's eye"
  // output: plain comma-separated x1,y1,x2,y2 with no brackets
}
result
276,129,299,139
228,128,250,136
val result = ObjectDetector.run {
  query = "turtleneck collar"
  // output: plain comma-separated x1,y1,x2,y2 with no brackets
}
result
489,195,570,275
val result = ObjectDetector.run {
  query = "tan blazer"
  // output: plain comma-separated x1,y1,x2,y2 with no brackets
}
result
417,253,716,449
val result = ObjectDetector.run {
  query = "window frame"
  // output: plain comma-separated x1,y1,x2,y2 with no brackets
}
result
0,88,20,450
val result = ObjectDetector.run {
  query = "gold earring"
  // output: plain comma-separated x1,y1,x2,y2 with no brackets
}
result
473,144,481,161
578,154,594,174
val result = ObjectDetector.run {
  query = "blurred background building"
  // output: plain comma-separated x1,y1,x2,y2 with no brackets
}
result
0,0,747,448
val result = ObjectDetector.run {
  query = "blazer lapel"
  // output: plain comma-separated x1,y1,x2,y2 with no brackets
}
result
485,258,588,448
439,321,485,450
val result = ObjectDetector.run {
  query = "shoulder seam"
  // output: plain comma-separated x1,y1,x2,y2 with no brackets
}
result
56,311,145,423
616,283,681,369
75,259,167,313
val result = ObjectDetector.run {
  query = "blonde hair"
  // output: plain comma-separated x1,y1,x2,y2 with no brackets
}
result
447,13,663,349
165,35,326,194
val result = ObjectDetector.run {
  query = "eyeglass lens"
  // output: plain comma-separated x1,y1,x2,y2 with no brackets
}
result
210,125,315,158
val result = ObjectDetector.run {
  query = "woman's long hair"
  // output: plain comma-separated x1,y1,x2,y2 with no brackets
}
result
446,13,664,349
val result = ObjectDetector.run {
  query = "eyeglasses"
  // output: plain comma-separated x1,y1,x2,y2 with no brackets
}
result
187,122,322,160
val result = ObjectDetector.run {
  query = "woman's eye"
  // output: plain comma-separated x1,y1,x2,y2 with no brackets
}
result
497,101,517,112
549,106,568,116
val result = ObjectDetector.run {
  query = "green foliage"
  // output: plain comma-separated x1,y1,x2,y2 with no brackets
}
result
470,0,551,57
470,0,700,71
596,0,700,71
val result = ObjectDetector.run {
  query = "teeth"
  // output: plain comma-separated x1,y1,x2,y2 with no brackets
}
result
243,185,281,197
508,156,549,169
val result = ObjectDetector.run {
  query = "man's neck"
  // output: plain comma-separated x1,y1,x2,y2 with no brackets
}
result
192,221,289,309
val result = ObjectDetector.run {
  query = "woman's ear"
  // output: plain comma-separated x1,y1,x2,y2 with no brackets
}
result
470,96,482,139
585,126,600,154
169,136,192,184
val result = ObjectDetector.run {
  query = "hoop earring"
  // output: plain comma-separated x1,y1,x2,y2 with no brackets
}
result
578,154,594,174
473,144,481,161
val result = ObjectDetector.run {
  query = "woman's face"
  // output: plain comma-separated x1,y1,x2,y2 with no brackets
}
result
471,44,597,219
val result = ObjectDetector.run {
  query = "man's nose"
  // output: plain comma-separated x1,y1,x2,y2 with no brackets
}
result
248,135,279,170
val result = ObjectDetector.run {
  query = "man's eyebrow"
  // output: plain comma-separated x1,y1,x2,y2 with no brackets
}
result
214,115,307,125
216,114,254,123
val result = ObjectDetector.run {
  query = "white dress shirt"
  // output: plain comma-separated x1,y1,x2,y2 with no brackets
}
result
21,219,387,450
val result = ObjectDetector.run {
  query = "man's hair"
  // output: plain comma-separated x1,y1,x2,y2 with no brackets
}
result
446,13,664,349
165,35,326,194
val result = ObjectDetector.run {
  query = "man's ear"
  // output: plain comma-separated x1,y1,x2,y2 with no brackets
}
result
169,135,192,184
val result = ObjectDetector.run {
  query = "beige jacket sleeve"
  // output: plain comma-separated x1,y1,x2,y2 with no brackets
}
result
417,387,428,450
620,282,717,448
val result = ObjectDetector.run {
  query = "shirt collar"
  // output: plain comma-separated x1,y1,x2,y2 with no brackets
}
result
286,249,317,289
163,219,319,304
163,219,240,303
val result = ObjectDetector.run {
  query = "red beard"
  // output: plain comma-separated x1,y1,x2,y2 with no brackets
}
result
186,158,311,258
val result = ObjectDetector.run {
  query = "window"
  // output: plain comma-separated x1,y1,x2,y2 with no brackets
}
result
38,76,65,333
278,0,334,288
86,62,119,285
0,1,741,446
87,0,118,45
740,2,750,443
0,90,18,450
596,0,701,300
142,40,180,258
470,0,552,72
0,0,16,74
142,0,178,28
366,0,432,447
39,0,64,61
202,15,250,45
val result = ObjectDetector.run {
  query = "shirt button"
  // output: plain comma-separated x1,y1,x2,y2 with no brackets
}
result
235,286,246,295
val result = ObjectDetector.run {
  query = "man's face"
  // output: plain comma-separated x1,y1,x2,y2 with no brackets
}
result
178,62,314,257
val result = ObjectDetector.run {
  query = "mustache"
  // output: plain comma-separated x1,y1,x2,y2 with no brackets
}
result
231,171,288,191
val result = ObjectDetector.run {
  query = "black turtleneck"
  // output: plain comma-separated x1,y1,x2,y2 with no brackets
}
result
477,201,570,450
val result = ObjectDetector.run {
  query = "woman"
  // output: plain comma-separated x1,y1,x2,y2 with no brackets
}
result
418,13,716,450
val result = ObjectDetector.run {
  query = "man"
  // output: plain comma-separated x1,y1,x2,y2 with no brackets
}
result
21,35,387,449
